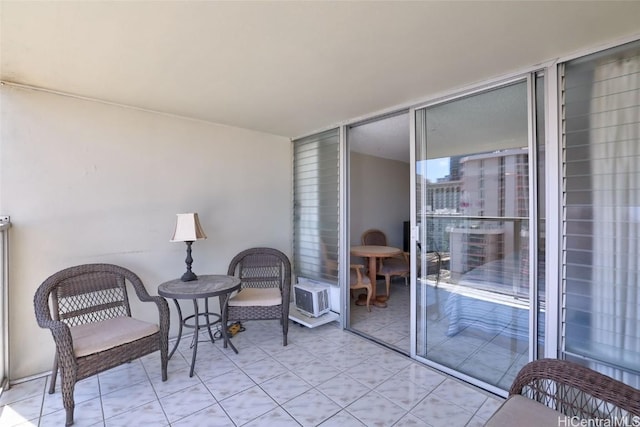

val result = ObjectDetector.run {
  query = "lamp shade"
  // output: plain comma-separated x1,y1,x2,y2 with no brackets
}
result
170,213,207,242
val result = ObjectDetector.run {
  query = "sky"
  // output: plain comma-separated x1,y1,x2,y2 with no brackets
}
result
419,157,450,182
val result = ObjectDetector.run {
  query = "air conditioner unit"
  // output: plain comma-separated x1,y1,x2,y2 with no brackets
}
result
293,281,330,318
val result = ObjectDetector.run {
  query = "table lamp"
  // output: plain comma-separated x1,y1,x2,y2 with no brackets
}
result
170,213,207,281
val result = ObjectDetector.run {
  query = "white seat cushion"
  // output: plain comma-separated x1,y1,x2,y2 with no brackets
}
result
70,316,159,358
228,287,282,307
379,257,409,274
484,395,564,427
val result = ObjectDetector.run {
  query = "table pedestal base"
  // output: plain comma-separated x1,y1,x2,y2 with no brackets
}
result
356,293,388,308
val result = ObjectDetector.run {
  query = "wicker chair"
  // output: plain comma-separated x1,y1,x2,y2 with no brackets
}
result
226,248,292,346
486,358,640,425
34,264,169,426
361,228,410,297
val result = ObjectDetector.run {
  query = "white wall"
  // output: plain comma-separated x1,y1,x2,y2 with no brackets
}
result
349,152,410,251
0,85,292,379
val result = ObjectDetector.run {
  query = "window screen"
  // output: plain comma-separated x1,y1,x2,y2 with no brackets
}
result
293,128,340,284
562,40,640,385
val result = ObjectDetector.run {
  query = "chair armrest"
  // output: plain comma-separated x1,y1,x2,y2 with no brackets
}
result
123,269,156,303
147,295,170,338
34,279,75,363
350,264,365,280
510,359,640,419
40,319,77,368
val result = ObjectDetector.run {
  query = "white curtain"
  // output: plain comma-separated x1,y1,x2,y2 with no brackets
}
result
591,53,640,384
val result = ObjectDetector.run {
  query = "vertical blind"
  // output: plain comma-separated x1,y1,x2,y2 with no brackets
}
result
562,40,640,384
293,128,340,284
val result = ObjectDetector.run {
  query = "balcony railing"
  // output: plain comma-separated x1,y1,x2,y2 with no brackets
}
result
421,214,530,299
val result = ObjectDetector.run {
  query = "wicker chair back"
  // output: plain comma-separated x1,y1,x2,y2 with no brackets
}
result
226,248,291,346
51,271,131,326
510,359,640,420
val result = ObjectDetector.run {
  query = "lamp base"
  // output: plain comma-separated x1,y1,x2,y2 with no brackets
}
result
181,271,198,282
180,240,198,282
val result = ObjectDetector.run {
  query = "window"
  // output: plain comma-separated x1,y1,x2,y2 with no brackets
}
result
292,129,340,283
561,40,640,386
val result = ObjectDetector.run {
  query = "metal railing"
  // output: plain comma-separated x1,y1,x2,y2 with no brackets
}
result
420,215,530,298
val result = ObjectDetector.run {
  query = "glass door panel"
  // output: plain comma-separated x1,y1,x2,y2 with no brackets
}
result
414,80,532,390
347,112,411,353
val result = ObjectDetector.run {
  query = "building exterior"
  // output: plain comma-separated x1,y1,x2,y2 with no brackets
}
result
449,148,529,277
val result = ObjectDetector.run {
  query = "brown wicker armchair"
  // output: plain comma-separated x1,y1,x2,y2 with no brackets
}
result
34,264,169,426
226,248,292,346
486,358,640,426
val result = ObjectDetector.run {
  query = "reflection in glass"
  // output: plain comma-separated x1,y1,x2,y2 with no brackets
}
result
415,80,533,391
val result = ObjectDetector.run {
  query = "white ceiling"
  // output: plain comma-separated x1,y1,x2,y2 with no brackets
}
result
348,81,529,163
2,1,640,143
349,112,411,163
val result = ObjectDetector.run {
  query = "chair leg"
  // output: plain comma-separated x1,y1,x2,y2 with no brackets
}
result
49,355,59,394
160,330,169,382
385,275,391,298
60,368,77,426
282,316,289,346
65,406,74,427
161,350,168,382
366,285,371,312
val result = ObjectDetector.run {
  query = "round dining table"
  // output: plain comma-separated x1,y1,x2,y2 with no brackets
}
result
350,245,403,308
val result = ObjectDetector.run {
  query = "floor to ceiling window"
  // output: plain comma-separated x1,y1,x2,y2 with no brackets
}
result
561,40,640,388
413,77,544,393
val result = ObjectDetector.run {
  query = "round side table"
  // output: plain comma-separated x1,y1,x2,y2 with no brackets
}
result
158,274,241,377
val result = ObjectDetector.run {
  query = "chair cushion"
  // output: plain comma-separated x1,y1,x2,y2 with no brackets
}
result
379,257,409,274
228,287,282,307
484,395,564,427
70,316,159,358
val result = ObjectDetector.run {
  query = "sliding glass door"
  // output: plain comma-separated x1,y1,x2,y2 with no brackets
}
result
413,77,543,391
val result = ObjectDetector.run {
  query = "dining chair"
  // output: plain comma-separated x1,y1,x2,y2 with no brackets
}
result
361,228,387,246
350,264,372,311
226,247,292,346
361,228,410,298
33,264,169,426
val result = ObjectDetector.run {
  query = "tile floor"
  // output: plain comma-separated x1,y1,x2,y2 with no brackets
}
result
351,279,528,390
0,319,503,427
349,280,412,353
